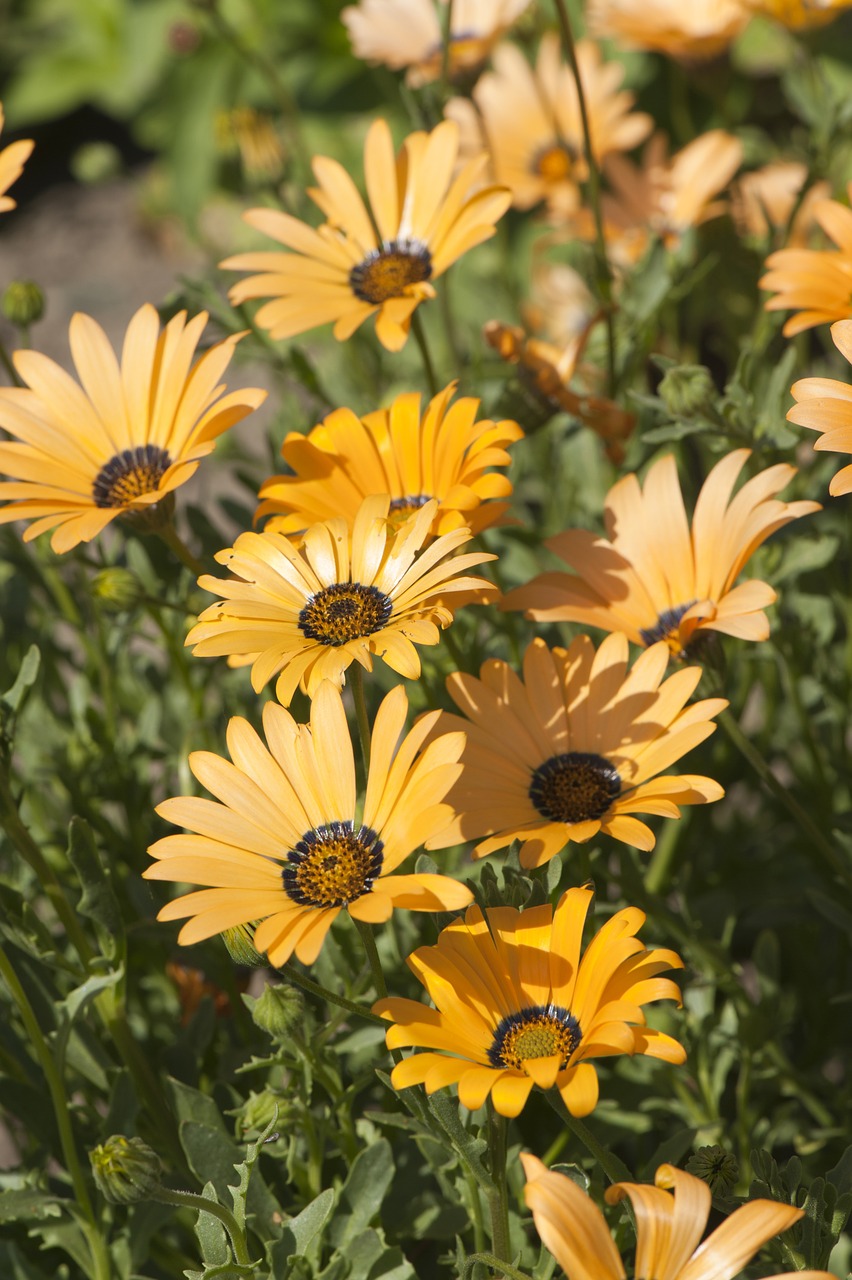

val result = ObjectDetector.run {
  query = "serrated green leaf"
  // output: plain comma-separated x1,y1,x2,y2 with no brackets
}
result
0,1189,63,1223
328,1139,393,1251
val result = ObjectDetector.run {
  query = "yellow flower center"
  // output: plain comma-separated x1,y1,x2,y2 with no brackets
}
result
282,822,384,908
92,445,172,509
639,602,697,654
388,493,432,530
532,142,576,183
298,583,393,647
349,238,433,304
490,1005,582,1071
529,752,621,825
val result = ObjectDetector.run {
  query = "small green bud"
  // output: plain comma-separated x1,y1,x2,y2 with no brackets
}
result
243,981,303,1040
91,567,144,612
2,280,45,327
658,364,716,418
237,1090,283,1138
685,1145,739,1196
90,1135,162,1204
221,920,264,967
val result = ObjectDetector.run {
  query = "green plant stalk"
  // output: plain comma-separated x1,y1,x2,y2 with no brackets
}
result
552,0,616,396
156,522,207,578
348,663,372,774
486,1105,511,1265
462,1255,533,1280
153,1186,252,1267
411,310,440,397
464,1166,488,1257
0,942,112,1280
278,960,386,1025
441,0,455,95
718,708,852,892
0,337,21,385
543,1092,634,1184
354,918,388,1000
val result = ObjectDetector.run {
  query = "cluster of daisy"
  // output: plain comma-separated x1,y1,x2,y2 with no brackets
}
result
0,0,848,1269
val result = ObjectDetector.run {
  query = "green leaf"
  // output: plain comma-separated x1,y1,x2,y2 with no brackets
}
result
51,966,124,1079
179,1121,283,1242
1,645,40,716
0,1189,64,1222
227,1110,279,1233
195,1182,229,1267
328,1139,394,1251
66,817,123,961
267,1187,334,1270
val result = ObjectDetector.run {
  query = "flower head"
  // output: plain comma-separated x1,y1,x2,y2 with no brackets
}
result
145,682,473,966
257,383,523,539
222,118,511,353
374,886,686,1118
502,451,819,654
586,0,749,60
731,162,829,248
788,318,852,495
761,183,852,336
0,305,267,553
187,494,497,705
429,635,725,867
342,0,531,87
745,0,852,29
0,104,33,213
446,35,651,216
522,1154,832,1280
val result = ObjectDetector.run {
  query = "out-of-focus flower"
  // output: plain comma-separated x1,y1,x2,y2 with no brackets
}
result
215,106,285,182
745,0,852,29
375,886,686,1118
342,0,531,87
586,0,749,60
430,635,725,865
446,35,651,216
0,104,34,213
145,682,473,966
522,259,596,348
257,383,522,539
223,118,510,353
502,451,820,653
0,305,266,553
166,962,234,1024
788,318,852,495
761,183,852,335
522,1155,831,1280
187,494,496,705
731,162,829,247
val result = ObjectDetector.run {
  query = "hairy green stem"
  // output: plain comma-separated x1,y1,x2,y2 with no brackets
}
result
348,664,372,774
462,1255,533,1280
543,1092,634,1185
355,918,388,1000
277,961,386,1025
486,1106,511,1265
552,0,616,396
156,523,207,578
441,0,455,95
411,310,440,397
0,337,21,386
153,1186,252,1267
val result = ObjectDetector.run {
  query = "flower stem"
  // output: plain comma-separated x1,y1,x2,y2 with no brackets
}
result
552,0,616,396
354,918,388,1000
0,337,22,386
486,1105,511,1265
411,310,440,397
348,664,372,774
277,961,386,1026
718,708,852,893
156,522,207,578
152,1186,252,1267
441,0,455,96
543,1092,634,1184
462,1255,533,1280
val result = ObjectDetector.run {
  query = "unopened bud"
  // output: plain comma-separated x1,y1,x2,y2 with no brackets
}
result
90,1135,162,1204
2,281,45,328
658,364,716,417
243,981,303,1040
91,567,144,612
221,921,264,967
685,1145,739,1196
237,1090,283,1138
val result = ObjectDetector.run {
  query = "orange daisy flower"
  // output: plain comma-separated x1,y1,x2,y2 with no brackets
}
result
522,1154,832,1280
257,382,523,539
731,162,829,248
146,682,472,967
222,118,511,353
745,0,852,29
761,183,852,335
0,104,34,213
788,318,852,495
374,886,686,1118
502,451,819,654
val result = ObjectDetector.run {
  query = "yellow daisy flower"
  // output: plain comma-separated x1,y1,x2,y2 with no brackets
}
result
429,635,725,867
222,118,511,353
145,681,473,967
342,0,531,88
446,35,651,216
374,886,686,1118
522,1154,832,1280
586,0,749,60
761,183,852,336
187,493,497,705
0,104,34,213
0,305,267,553
257,383,523,539
788,318,852,495
502,451,820,655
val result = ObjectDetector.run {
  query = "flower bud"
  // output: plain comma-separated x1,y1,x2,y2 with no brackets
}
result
221,921,264,967
685,1145,739,1196
90,1135,162,1204
658,364,716,417
91,568,144,612
237,1089,284,1138
2,281,45,328
243,981,303,1040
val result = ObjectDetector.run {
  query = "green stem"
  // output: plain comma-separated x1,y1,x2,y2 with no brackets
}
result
0,337,21,386
348,664,372,774
156,523,207,578
543,1092,634,1184
552,0,616,396
486,1105,511,1265
461,1255,533,1280
277,961,386,1026
411,310,440,397
718,708,852,893
464,1167,488,1256
354,918,387,1000
0,943,111,1279
441,0,455,96
153,1186,252,1267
